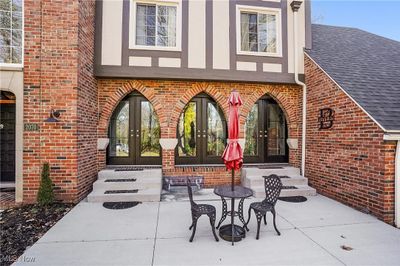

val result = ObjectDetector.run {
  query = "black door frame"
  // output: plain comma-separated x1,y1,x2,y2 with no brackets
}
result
107,92,162,165
244,96,289,164
175,93,227,165
0,101,16,182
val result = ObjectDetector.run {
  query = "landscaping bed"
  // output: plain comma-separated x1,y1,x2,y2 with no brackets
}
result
0,203,73,266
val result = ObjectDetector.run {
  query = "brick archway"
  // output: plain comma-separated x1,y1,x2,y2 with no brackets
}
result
98,80,164,138
239,85,298,137
167,82,229,138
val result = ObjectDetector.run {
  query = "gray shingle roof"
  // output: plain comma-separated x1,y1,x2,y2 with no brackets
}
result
306,24,400,131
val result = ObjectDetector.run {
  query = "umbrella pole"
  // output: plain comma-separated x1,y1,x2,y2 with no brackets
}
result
231,168,234,191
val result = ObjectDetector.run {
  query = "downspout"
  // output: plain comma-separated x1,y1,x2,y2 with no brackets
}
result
291,1,307,176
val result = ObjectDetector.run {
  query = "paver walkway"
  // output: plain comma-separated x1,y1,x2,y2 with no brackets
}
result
14,195,400,266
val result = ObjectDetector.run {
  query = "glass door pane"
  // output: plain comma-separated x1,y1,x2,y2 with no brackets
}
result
244,104,259,156
267,103,286,157
109,101,130,157
206,102,226,157
140,101,161,157
177,102,197,157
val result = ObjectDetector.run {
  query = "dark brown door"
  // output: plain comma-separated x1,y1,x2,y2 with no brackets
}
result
176,94,226,164
107,93,161,165
244,97,288,163
0,103,16,182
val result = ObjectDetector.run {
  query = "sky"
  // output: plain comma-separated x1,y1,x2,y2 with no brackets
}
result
311,0,400,41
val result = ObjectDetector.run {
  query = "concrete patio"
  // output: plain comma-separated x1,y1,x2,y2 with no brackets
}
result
14,195,400,266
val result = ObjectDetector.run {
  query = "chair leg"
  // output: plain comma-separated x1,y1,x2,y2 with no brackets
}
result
208,213,219,242
189,218,198,242
189,222,194,230
263,214,267,225
256,213,262,240
245,206,252,228
271,209,281,236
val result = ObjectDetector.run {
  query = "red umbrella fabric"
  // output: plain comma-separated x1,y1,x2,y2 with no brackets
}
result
222,91,243,171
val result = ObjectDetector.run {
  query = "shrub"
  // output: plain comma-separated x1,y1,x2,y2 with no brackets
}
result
37,162,55,205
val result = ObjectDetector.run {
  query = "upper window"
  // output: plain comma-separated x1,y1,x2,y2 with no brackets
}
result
0,0,23,66
130,0,181,51
236,6,281,57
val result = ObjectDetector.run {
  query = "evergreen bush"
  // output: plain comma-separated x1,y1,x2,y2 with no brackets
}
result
37,162,55,205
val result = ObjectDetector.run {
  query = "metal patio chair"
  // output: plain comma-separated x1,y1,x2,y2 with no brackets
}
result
187,179,219,242
245,174,282,239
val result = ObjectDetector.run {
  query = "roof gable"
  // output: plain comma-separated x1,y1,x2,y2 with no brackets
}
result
306,24,400,131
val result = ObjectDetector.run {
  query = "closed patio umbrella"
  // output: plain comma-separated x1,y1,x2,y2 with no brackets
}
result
222,90,243,191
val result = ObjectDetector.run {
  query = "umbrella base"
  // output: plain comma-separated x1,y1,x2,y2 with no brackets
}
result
218,224,246,242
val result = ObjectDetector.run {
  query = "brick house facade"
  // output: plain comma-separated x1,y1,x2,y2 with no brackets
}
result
0,0,398,227
22,0,98,202
97,79,303,188
305,55,396,224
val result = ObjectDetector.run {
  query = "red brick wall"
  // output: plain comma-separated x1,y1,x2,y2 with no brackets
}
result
23,0,97,203
97,80,302,187
305,55,396,224
77,0,98,201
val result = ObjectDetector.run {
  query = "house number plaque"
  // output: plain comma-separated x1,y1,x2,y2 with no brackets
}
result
24,123,40,131
318,108,335,129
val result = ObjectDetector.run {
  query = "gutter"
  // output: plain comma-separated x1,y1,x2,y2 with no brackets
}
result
291,1,307,176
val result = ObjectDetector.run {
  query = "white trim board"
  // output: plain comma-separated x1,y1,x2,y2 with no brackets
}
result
129,0,182,51
304,52,387,133
235,5,283,58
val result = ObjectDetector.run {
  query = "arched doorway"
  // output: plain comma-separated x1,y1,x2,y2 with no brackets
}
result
0,91,16,182
244,95,288,163
176,93,227,164
107,92,161,165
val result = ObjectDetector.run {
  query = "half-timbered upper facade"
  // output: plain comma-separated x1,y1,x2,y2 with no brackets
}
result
95,0,311,83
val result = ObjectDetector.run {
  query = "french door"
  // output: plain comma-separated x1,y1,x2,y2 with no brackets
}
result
244,97,288,163
108,93,161,165
176,94,227,164
0,101,16,182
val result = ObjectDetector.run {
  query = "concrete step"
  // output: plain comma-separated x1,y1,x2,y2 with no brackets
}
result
98,168,162,180
93,177,162,190
251,185,317,198
242,175,308,187
87,188,161,202
88,168,163,202
241,166,300,177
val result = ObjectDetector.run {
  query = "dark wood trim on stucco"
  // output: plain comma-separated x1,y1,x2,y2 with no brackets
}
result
95,65,304,84
305,0,312,49
94,0,299,85
94,0,103,74
205,0,213,70
181,0,189,68
121,0,130,67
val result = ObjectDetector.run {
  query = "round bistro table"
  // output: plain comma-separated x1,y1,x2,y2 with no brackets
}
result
214,185,253,245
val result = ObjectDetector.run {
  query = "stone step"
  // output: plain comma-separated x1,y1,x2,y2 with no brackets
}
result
251,185,317,198
242,175,308,187
241,166,300,177
90,168,163,202
93,177,162,190
98,168,162,180
87,188,161,202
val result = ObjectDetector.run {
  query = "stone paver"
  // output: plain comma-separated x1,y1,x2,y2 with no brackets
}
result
14,195,400,266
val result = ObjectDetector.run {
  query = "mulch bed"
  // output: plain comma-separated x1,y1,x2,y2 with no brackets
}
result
0,203,74,266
